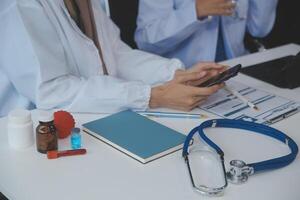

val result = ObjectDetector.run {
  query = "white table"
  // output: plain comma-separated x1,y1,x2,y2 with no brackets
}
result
1,44,300,200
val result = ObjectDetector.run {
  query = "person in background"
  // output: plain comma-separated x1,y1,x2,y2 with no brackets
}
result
135,0,278,67
99,0,110,16
0,0,225,117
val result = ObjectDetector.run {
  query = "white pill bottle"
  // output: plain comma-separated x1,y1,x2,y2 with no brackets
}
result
7,109,34,149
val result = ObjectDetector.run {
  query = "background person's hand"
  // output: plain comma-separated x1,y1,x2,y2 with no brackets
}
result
149,69,224,111
196,0,236,18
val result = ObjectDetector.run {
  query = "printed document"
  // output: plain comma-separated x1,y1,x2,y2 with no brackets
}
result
200,81,300,124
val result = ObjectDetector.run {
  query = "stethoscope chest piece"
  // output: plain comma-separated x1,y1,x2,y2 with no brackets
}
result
226,160,254,184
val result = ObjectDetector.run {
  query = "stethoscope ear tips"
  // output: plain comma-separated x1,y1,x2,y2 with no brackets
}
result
226,160,254,184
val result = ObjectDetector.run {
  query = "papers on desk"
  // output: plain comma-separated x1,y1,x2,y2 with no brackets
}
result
200,81,300,125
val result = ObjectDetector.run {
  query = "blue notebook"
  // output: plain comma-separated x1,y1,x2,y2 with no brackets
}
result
82,110,186,164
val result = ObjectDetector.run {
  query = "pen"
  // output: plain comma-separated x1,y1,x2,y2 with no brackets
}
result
137,111,206,119
224,86,259,111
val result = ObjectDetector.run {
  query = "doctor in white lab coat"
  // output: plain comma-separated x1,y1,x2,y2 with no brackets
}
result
0,0,224,117
135,0,278,66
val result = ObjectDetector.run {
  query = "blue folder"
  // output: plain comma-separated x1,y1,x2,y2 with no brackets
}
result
82,110,186,163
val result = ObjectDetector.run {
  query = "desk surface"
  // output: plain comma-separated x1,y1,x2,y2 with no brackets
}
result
1,44,300,200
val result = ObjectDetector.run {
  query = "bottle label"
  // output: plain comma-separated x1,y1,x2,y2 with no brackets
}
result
36,124,58,154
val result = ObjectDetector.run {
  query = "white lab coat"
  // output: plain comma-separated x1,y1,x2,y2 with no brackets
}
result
0,0,184,117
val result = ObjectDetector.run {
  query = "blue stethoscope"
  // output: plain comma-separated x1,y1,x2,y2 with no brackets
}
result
182,119,298,196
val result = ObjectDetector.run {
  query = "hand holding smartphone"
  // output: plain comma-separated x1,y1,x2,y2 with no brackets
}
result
198,64,242,87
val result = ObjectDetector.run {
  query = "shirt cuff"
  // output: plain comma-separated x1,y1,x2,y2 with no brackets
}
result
140,59,184,109
167,58,185,82
185,0,213,23
152,58,185,87
198,15,213,22
129,84,152,111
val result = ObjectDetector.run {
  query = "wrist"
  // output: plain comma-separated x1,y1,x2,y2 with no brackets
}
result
196,9,209,19
195,1,206,18
174,69,185,79
149,86,165,108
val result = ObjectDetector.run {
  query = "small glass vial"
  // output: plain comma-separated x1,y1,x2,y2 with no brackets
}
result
36,111,58,154
71,128,81,149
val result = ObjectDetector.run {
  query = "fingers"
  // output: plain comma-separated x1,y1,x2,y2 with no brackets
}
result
186,84,223,110
190,62,226,72
191,69,221,86
183,69,220,86
187,63,229,86
209,0,236,16
191,98,207,108
189,72,217,86
175,71,207,84
177,95,207,112
219,1,236,10
181,99,207,112
191,84,224,96
178,85,222,111
218,0,236,15
167,84,222,111
150,80,224,112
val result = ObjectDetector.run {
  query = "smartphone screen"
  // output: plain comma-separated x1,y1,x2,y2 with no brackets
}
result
198,64,242,87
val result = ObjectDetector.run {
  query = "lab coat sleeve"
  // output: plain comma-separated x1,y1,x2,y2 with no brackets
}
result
134,0,206,55
0,0,39,104
1,1,154,113
114,43,185,86
246,0,278,37
100,12,185,86
38,75,152,113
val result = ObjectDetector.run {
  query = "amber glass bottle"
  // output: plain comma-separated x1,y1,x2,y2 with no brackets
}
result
36,111,58,154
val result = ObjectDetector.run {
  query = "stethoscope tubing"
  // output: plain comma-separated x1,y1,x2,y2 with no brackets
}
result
183,119,298,173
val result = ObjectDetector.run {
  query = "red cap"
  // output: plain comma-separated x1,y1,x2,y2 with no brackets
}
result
47,150,58,159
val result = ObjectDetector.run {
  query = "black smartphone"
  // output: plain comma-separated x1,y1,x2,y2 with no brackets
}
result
198,64,242,87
